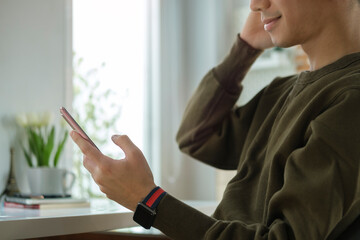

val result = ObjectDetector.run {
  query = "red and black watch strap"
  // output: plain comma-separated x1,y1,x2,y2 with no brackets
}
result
142,186,166,210
133,186,167,229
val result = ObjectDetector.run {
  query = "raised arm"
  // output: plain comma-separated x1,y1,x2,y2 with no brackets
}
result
176,35,262,169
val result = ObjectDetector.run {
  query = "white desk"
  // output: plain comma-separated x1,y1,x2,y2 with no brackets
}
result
0,198,217,239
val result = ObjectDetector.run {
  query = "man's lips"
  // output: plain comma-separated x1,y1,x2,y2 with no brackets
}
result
262,16,281,31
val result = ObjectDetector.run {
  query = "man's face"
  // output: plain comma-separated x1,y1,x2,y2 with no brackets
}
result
251,0,333,48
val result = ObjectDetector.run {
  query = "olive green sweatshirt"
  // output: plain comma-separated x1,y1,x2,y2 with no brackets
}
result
153,36,360,240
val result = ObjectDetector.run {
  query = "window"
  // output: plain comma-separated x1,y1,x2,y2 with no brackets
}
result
72,0,149,197
71,0,300,201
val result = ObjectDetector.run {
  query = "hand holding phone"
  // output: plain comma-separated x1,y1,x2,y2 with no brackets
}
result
60,107,99,150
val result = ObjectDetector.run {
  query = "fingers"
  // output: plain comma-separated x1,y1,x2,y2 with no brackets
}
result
111,134,139,157
83,155,97,173
70,130,102,162
240,12,273,50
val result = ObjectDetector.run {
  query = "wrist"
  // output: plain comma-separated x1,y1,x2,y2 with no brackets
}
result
133,186,167,229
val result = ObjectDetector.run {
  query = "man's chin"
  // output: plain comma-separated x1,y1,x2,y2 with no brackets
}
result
271,37,294,49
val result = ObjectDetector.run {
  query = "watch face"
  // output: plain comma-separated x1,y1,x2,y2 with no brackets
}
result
133,203,156,229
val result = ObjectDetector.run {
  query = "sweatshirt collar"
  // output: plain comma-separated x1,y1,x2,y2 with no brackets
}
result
296,52,360,84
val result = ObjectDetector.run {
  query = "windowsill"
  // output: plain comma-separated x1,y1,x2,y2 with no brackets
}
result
0,198,217,239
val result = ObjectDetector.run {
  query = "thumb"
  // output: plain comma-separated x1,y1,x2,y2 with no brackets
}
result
111,134,138,156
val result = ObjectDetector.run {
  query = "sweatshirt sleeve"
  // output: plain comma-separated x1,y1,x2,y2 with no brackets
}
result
154,89,360,240
153,194,290,240
176,35,262,170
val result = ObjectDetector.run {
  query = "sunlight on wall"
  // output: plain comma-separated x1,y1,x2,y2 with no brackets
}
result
72,0,148,197
73,0,147,151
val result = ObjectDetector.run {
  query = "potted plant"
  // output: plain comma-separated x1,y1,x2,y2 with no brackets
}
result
16,112,75,196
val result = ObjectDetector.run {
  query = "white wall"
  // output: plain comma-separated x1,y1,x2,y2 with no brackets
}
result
0,0,72,194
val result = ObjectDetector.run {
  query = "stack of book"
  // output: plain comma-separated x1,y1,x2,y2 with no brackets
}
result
4,194,90,210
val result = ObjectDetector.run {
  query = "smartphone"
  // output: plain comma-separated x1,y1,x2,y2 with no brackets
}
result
60,107,99,150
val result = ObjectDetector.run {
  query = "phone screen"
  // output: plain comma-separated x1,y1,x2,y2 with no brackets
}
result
60,107,99,150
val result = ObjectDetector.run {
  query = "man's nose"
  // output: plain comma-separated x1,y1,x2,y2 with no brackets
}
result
250,0,270,12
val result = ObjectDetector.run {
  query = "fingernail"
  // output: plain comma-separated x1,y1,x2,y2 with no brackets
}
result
111,135,120,141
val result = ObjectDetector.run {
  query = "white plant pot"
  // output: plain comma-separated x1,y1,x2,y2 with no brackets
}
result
27,167,75,196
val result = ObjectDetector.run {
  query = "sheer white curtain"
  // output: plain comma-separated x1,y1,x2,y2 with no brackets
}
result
153,0,297,201
149,0,234,200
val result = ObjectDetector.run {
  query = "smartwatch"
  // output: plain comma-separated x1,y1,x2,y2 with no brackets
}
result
133,186,167,229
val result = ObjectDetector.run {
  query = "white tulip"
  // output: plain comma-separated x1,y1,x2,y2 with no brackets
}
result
27,112,41,127
40,111,53,126
16,113,29,127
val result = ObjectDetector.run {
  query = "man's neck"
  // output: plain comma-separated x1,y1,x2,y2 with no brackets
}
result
303,40,360,72
302,8,360,71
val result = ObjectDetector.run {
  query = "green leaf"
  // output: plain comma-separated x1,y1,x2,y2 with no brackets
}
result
104,89,112,98
43,126,55,167
53,131,68,167
21,144,33,167
27,128,44,167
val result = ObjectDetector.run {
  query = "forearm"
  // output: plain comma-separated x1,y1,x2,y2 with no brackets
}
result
176,35,262,169
214,34,263,94
153,194,289,240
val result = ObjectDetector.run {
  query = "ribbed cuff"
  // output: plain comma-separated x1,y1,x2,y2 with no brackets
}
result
153,194,216,240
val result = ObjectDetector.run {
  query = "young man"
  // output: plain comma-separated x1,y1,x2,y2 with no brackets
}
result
71,0,360,239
